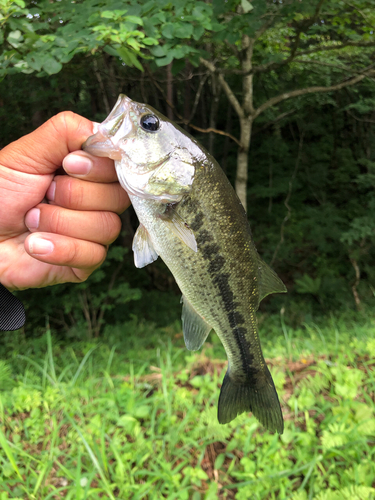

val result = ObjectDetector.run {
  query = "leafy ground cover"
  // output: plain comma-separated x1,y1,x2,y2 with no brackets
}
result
1,313,375,499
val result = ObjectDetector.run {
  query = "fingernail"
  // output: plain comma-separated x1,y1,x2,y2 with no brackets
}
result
28,236,54,255
46,181,56,201
63,154,93,175
25,208,40,229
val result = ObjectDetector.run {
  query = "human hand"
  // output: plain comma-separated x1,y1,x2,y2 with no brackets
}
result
0,112,130,291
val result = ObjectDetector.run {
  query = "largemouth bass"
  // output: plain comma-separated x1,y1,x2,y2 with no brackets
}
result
83,95,286,433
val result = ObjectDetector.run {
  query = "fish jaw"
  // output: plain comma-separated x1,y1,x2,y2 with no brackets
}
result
82,94,135,160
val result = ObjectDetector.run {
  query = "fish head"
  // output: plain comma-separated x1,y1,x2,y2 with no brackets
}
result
83,95,204,201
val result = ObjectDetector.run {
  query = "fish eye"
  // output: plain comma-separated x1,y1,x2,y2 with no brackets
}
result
140,114,160,132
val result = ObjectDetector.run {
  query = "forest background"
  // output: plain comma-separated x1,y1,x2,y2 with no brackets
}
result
1,0,375,336
1,1,375,498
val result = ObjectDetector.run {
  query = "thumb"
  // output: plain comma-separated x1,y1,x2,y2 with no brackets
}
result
0,111,94,175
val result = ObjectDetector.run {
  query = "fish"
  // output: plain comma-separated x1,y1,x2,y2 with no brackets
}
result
83,95,286,433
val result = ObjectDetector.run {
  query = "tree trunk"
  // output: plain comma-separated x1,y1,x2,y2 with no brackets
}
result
166,62,174,120
235,35,254,210
209,74,221,155
235,116,253,209
184,60,192,128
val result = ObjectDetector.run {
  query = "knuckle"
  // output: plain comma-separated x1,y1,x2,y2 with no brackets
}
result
49,207,67,235
99,211,122,243
50,111,79,136
60,177,84,209
66,240,80,265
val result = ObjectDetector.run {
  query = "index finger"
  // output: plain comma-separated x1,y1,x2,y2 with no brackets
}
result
0,112,94,175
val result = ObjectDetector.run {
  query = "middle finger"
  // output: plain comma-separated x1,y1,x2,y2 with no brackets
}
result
25,204,122,245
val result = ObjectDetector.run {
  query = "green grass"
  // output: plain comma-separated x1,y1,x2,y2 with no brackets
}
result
1,313,375,499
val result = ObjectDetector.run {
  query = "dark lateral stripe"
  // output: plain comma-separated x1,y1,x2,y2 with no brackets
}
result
196,228,256,382
190,211,205,231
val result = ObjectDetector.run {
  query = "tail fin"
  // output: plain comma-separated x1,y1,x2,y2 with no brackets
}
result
218,368,284,434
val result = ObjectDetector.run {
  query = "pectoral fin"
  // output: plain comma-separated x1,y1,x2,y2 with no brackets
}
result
146,157,194,199
132,224,159,268
159,206,197,252
257,258,287,306
181,295,212,351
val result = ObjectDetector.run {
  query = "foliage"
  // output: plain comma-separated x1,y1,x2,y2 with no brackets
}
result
0,0,375,327
1,314,375,498
0,0,155,76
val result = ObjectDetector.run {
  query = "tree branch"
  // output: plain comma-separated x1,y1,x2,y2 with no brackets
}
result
253,109,296,136
254,14,279,40
343,1,375,30
188,73,209,123
291,40,375,58
200,58,244,119
147,64,241,146
221,40,375,77
254,68,375,119
186,124,242,147
292,58,353,73
345,109,375,124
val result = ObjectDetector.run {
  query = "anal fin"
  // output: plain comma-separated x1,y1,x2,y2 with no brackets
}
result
132,224,159,268
181,295,212,351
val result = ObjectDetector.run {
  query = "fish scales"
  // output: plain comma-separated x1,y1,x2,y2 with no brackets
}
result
83,95,286,433
131,162,261,374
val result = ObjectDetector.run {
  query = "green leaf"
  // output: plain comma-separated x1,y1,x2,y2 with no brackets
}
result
103,45,119,57
117,46,133,65
0,428,23,481
143,37,158,46
117,46,144,71
7,30,23,47
173,45,190,59
54,37,68,48
241,0,253,13
150,45,166,57
42,57,63,75
126,50,144,71
124,15,143,26
173,23,193,39
101,11,117,19
25,53,44,71
193,24,205,41
126,37,141,51
162,23,174,39
155,52,174,66
143,18,157,38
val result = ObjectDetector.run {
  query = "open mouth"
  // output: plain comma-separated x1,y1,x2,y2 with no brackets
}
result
82,95,135,160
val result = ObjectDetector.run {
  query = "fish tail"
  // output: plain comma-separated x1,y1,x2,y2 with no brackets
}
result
217,368,284,434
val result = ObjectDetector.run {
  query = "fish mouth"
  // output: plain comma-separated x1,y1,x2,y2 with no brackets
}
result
82,94,135,160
